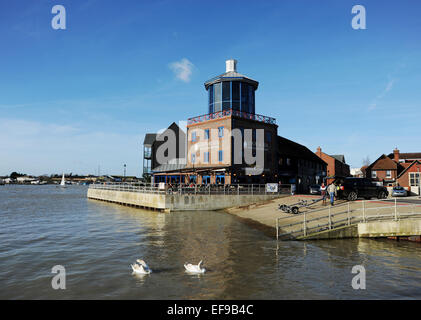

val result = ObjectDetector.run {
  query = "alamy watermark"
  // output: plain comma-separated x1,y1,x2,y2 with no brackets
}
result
51,265,66,289
351,265,366,290
51,5,66,30
154,122,266,175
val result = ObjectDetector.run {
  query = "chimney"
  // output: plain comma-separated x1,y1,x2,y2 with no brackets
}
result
393,148,400,163
316,146,322,156
226,59,237,73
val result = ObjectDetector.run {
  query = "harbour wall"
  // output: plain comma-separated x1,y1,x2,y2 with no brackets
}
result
87,188,280,212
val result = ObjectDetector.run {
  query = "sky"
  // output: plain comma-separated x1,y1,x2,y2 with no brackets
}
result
0,0,420,176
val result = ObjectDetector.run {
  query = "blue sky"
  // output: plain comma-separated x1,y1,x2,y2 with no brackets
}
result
0,0,420,176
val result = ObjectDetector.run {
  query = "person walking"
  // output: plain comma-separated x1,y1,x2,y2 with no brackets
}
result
320,183,327,205
327,182,337,206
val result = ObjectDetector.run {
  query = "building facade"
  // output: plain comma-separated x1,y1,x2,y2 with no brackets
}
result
315,146,350,178
366,148,421,194
143,59,327,189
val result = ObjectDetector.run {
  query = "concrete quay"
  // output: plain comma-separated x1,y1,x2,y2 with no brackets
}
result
87,187,281,212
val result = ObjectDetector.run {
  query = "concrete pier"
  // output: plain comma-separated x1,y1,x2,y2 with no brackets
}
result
87,188,281,212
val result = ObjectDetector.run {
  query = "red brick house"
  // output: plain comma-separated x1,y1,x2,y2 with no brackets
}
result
315,147,350,178
366,148,421,194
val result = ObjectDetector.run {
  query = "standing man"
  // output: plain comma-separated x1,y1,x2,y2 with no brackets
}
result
327,183,337,206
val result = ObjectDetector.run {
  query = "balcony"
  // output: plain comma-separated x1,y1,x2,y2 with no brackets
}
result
187,109,276,126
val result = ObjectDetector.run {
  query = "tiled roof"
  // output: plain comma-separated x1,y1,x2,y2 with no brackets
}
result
370,155,398,170
387,152,421,160
397,160,421,178
278,136,327,165
330,154,346,164
152,159,187,173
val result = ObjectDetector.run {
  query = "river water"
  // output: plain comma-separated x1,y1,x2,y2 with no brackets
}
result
1,185,420,299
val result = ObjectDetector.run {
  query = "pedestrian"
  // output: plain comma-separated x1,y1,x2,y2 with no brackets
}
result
320,183,327,205
327,183,337,206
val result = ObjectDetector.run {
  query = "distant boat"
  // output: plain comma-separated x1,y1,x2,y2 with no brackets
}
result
60,173,67,188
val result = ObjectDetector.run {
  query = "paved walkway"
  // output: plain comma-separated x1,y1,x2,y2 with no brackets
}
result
225,195,421,238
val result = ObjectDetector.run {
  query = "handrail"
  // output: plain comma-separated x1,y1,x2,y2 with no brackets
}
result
89,182,291,196
276,199,421,240
187,108,276,125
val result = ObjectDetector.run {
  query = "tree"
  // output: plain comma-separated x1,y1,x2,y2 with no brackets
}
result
362,156,371,167
10,172,24,179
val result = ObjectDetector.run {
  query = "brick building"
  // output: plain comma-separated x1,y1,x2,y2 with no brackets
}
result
143,59,327,188
366,148,421,194
315,147,350,178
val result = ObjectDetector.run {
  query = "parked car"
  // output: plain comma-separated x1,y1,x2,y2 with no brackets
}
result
391,186,408,197
334,177,388,201
309,184,321,195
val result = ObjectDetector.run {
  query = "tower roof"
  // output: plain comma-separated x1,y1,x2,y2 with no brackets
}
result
204,59,259,90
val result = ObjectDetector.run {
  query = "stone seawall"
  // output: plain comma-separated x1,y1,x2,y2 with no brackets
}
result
87,188,280,212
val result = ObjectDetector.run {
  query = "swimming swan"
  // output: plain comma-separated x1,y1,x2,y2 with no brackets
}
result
184,260,206,274
131,259,152,274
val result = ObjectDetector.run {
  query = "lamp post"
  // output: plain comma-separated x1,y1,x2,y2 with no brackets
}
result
124,164,126,181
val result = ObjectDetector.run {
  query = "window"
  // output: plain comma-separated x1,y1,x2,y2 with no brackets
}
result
241,83,249,113
410,173,420,186
213,82,222,112
218,126,224,138
191,131,197,142
386,170,392,178
204,129,209,140
208,85,214,114
286,158,291,166
231,82,240,110
204,152,209,163
222,82,231,110
218,150,223,162
191,153,196,164
372,171,377,178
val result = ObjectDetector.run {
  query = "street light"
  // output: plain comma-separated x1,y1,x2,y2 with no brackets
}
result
124,164,126,180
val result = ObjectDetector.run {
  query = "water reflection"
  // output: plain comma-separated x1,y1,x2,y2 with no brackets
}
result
1,186,420,299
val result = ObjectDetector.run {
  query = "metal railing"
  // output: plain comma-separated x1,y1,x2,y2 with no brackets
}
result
187,108,276,125
276,199,421,240
90,182,291,196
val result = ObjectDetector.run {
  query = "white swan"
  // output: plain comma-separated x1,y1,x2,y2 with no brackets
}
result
184,260,206,274
130,259,152,274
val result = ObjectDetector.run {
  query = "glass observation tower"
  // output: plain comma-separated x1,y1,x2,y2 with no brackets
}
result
204,59,259,115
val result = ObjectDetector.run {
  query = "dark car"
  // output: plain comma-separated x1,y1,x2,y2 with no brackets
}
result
334,177,388,201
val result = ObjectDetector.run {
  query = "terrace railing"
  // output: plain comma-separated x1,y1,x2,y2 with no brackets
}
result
187,109,276,125
89,182,291,196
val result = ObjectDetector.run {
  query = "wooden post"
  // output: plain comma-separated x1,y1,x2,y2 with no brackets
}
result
251,184,253,196
347,202,350,225
303,211,307,236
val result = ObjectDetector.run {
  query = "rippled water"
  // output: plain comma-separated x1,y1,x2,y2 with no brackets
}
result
1,185,420,299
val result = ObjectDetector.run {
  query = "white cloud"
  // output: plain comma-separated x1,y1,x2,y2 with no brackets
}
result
368,78,395,111
169,58,194,82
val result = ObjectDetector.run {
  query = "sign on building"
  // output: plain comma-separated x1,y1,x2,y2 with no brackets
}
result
266,183,278,193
